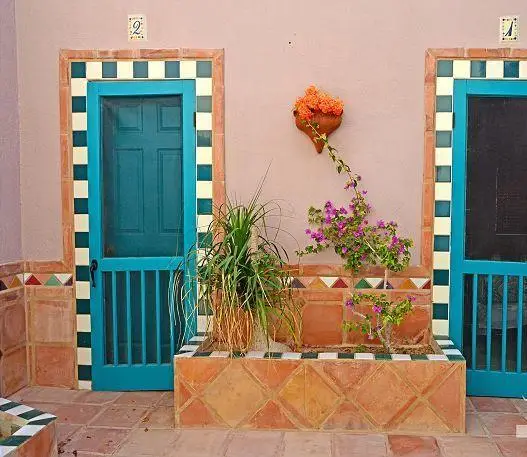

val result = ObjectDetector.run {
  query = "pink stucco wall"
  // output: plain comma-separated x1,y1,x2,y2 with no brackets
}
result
14,1,527,263
0,0,22,263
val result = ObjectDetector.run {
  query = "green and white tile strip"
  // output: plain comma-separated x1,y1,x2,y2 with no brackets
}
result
71,59,214,389
0,398,56,456
432,58,527,338
175,335,464,362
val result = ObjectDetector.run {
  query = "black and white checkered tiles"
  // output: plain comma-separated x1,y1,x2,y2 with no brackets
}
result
0,398,56,456
175,335,464,362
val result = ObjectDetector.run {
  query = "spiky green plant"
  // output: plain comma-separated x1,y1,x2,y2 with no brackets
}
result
171,187,301,353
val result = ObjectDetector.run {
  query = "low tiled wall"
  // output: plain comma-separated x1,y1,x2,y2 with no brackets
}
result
174,338,465,433
0,267,28,396
0,398,57,457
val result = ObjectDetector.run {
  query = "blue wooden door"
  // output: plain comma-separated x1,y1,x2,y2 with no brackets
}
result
451,80,527,397
87,81,196,390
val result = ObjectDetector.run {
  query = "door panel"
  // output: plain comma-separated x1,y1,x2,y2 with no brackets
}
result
87,81,196,391
102,97,183,258
451,80,527,397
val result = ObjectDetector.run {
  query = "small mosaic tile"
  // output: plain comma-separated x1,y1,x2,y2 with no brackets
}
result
437,60,453,77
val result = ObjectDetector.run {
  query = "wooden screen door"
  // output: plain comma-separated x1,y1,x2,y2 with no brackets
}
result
87,80,196,390
451,79,527,397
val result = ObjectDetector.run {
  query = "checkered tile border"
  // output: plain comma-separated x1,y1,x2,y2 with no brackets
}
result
0,398,56,455
175,335,464,362
70,59,215,389
432,58,527,338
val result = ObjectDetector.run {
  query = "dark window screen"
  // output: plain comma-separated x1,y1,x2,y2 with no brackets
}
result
465,96,527,261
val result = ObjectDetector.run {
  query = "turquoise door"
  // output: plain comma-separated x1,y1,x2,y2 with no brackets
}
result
87,81,196,391
451,79,527,397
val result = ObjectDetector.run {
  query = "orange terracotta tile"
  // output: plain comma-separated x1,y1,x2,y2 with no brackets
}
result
30,299,74,343
177,358,229,392
495,436,527,457
428,48,465,58
322,361,377,392
422,177,434,230
279,365,340,427
510,49,527,58
54,403,103,425
427,365,465,432
179,397,224,427
392,305,431,345
1,346,28,396
302,304,343,346
392,361,449,394
388,435,440,457
90,405,148,428
322,401,373,431
73,390,122,405
141,406,175,428
245,400,298,430
437,436,505,457
176,380,193,409
114,391,165,406
355,364,416,427
202,363,266,427
34,346,75,388
395,401,451,433
471,397,518,413
243,359,300,390
17,422,57,457
479,413,527,436
424,51,437,83
61,426,130,455
1,303,26,351
465,48,511,58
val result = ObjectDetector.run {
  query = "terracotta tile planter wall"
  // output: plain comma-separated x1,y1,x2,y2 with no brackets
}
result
0,264,28,396
174,347,466,433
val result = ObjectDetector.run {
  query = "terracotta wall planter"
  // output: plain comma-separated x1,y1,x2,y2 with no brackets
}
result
174,337,465,433
294,112,342,153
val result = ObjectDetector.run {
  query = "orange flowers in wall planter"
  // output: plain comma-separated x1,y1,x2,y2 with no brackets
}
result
293,85,344,153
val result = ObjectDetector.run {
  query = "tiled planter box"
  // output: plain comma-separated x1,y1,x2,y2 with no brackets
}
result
174,338,465,433
0,398,57,456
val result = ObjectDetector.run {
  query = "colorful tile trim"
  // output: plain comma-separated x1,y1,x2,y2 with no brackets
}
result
0,273,73,291
431,57,527,337
175,335,464,362
289,276,431,290
71,58,216,388
0,398,56,456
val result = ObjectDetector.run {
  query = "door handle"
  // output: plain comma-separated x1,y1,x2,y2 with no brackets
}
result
89,259,98,288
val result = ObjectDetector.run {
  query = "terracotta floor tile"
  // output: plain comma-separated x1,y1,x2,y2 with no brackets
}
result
89,405,149,428
465,397,475,412
225,431,283,457
334,433,388,457
54,403,104,425
167,429,230,457
471,397,518,413
466,413,488,437
141,406,175,428
56,423,82,445
61,427,131,454
20,401,62,414
159,391,174,406
437,436,502,457
388,435,440,457
495,436,527,457
479,413,527,436
116,428,180,456
10,386,83,404
73,390,122,405
114,391,167,406
283,431,332,456
512,399,527,413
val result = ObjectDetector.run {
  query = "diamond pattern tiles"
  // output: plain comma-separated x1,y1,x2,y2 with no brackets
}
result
175,357,465,433
290,276,430,290
0,273,73,291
